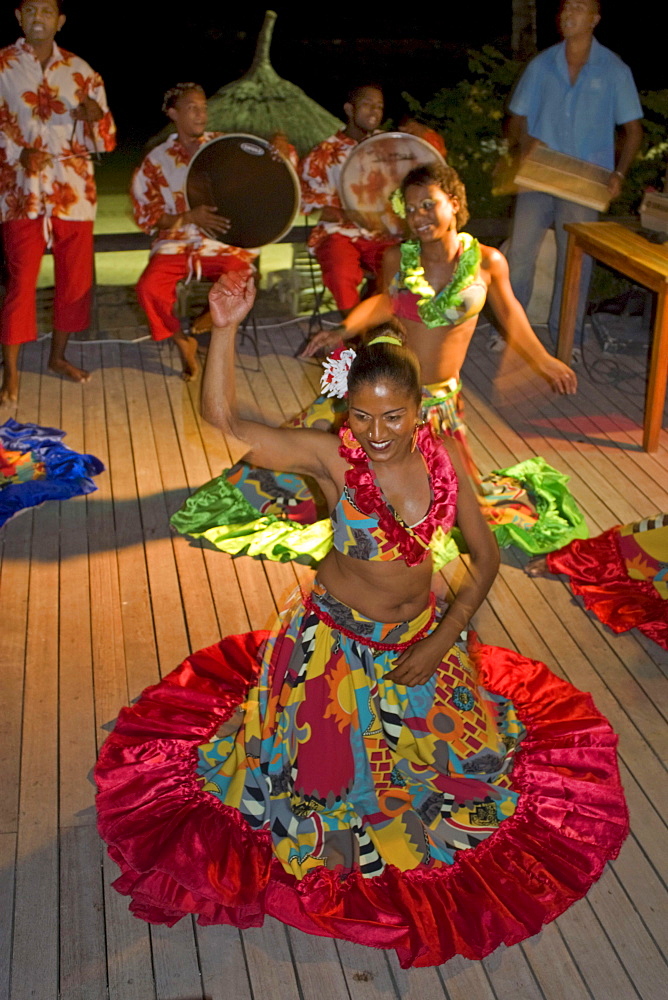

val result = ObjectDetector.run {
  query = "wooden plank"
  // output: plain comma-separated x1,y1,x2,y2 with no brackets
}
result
112,346,207,993
0,833,16,1000
555,892,639,1000
59,345,97,829
84,347,156,999
59,826,107,1000
437,953,497,1000
150,921,204,1000
584,866,668,999
83,344,129,737
196,925,253,1000
617,761,668,885
481,945,545,1000
242,920,302,999
520,924,592,1000
102,854,155,1000
385,953,447,1000
141,349,220,655
0,510,31,835
118,343,191,674
99,343,161,701
609,834,668,957
10,362,61,1000
335,939,399,999
286,927,355,1000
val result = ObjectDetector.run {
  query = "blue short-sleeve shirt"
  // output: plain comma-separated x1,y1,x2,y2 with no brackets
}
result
508,39,642,170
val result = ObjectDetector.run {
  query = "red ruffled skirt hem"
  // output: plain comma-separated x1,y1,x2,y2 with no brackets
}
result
95,631,628,969
546,528,668,650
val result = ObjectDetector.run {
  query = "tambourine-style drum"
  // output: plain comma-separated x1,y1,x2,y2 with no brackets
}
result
339,132,446,236
186,134,300,248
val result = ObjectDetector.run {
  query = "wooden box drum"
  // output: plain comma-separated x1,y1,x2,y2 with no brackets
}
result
186,134,300,248
339,132,445,236
513,145,612,212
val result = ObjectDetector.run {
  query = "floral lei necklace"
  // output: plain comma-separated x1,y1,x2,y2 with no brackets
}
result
400,233,482,329
338,423,458,567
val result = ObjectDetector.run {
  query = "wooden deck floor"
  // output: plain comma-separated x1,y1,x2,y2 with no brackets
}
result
1,323,667,1000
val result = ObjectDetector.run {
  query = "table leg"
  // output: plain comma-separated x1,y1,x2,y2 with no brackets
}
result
556,233,582,363
643,291,668,452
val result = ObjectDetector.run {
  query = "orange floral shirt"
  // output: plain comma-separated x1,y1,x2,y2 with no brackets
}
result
131,133,257,266
0,38,116,222
299,131,377,250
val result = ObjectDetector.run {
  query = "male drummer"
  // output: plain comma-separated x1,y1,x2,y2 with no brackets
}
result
300,84,398,317
132,83,256,380
502,0,642,353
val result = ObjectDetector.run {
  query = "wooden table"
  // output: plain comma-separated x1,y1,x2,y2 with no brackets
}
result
558,221,668,451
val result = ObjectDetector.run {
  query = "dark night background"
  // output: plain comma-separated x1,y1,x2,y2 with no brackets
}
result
1,2,663,155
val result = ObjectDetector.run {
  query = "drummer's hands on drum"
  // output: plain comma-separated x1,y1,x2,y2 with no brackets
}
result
209,270,256,329
187,204,231,237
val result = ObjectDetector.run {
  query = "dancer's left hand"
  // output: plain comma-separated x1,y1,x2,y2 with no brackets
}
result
538,355,577,394
385,634,444,687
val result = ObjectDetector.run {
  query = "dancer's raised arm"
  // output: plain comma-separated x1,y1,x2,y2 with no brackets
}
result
201,272,340,480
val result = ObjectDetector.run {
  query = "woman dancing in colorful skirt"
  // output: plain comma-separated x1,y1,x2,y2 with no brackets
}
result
96,274,628,968
173,163,586,567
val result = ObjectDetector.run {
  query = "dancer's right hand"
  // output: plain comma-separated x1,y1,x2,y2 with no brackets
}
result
209,271,256,329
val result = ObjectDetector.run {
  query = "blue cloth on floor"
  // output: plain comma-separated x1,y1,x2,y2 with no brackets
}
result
0,418,104,527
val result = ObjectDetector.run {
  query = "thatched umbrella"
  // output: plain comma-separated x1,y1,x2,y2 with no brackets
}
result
205,10,342,157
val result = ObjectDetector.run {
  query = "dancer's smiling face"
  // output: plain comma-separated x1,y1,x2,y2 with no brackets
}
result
348,380,420,463
405,183,460,243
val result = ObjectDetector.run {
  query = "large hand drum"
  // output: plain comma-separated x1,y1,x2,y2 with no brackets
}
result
339,132,445,236
186,134,300,248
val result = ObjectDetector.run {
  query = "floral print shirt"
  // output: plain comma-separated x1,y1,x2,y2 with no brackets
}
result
0,38,115,222
299,131,375,250
131,133,257,266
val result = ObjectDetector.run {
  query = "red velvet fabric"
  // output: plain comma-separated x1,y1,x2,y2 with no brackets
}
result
95,629,628,968
546,528,668,650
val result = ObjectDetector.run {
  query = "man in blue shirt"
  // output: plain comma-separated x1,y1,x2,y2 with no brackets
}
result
504,0,642,351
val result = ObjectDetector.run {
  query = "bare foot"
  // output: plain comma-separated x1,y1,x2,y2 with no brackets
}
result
0,370,19,405
524,555,551,578
191,310,212,335
48,358,91,383
173,333,200,381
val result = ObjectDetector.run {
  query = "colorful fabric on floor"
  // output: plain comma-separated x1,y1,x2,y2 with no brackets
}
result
547,515,668,650
95,585,628,968
0,418,104,527
171,383,586,566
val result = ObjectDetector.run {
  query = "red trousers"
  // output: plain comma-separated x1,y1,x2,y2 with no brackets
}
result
314,232,397,311
0,218,94,345
136,253,251,341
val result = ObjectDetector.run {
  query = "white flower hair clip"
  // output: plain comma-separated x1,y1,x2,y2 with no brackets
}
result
320,347,357,398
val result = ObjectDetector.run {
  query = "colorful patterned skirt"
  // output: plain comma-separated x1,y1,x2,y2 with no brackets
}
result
547,515,668,650
170,381,587,567
95,584,628,968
